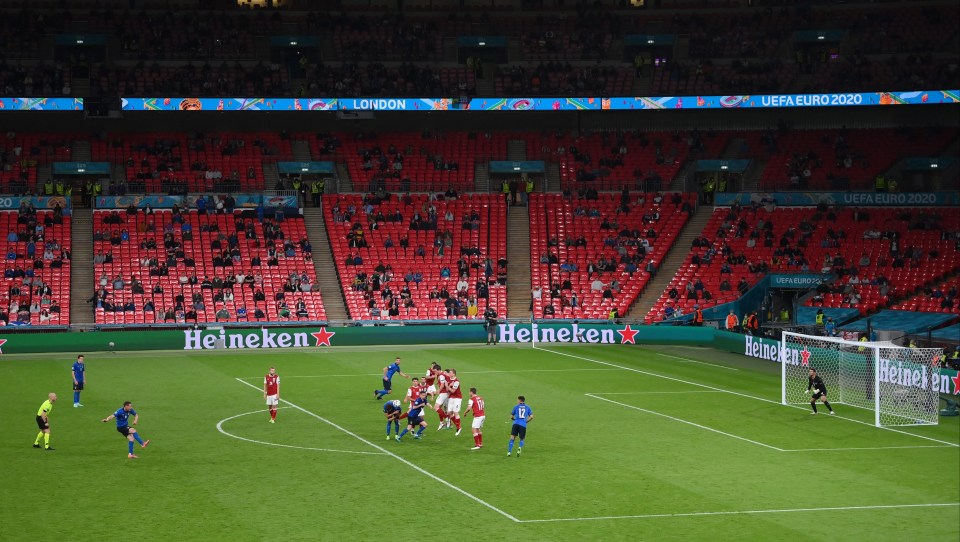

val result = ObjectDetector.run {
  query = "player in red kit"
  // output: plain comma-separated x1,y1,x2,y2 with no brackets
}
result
263,367,280,423
401,377,427,420
424,363,447,426
445,368,463,436
465,387,486,450
433,368,451,429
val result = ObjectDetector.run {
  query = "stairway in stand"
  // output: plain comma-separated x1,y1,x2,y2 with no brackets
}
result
302,207,349,322
69,208,95,326
505,205,531,319
624,204,714,322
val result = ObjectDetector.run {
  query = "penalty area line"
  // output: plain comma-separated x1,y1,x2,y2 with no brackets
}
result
233,378,520,523
585,394,785,452
518,502,960,523
539,347,960,448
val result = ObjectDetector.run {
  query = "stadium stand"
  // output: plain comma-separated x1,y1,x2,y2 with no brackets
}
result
890,275,960,315
743,127,957,191
91,208,325,325
1,133,73,193
91,132,293,193
336,131,492,193
529,191,692,319
648,206,960,323
322,192,506,320
1,208,71,326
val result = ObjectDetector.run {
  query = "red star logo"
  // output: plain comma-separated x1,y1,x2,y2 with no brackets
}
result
0,338,6,354
951,372,960,396
311,327,335,346
800,348,811,366
617,325,639,345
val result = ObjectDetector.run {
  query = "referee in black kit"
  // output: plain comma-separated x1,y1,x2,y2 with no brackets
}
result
807,368,835,415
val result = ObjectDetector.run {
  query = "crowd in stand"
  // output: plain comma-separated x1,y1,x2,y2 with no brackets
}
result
0,2,954,99
2,203,69,325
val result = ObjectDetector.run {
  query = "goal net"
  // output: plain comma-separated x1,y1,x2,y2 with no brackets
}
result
781,331,942,427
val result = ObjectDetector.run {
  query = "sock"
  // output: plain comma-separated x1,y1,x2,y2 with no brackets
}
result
35,431,43,445
133,433,144,445
128,440,134,454
270,408,277,420
394,421,400,433
508,439,514,453
453,417,461,430
44,433,50,448
416,426,425,436
479,433,483,446
812,402,818,413
74,391,80,403
437,410,446,421
519,439,524,449
386,420,393,435
398,428,408,438
824,401,833,412
474,434,480,446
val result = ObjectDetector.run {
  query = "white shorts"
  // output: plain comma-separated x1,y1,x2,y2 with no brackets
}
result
436,393,449,408
471,415,485,429
265,394,279,406
426,384,437,395
446,398,462,414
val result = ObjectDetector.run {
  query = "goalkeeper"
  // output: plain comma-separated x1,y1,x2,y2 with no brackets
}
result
807,368,835,415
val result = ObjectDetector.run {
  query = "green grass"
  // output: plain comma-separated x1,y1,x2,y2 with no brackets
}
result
1,343,957,541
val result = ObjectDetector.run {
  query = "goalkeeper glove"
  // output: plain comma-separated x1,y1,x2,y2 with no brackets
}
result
811,389,819,395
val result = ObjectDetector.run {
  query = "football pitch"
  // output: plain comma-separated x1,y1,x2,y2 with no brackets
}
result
2,342,958,541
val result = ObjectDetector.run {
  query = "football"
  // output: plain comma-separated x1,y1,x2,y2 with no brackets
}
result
108,341,115,348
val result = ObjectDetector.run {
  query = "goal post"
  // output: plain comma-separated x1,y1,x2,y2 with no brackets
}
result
781,331,942,427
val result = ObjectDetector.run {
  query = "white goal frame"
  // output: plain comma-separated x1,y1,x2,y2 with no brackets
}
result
781,331,942,427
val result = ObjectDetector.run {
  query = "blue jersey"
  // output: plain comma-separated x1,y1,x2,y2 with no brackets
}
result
113,408,136,428
383,401,400,414
511,403,533,427
72,362,85,382
384,362,401,381
408,396,427,418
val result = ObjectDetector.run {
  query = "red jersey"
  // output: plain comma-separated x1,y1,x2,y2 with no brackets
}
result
424,367,440,386
406,382,428,401
467,395,485,416
447,376,462,399
264,373,280,395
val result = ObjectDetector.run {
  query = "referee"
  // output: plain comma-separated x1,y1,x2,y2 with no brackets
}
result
807,368,835,415
33,393,57,450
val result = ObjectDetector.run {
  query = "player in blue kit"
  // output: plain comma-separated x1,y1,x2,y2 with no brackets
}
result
507,396,534,457
374,356,408,400
383,399,402,439
71,355,85,407
102,401,151,458
396,390,429,442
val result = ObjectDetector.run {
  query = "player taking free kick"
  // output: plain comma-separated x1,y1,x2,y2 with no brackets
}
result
102,401,151,458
